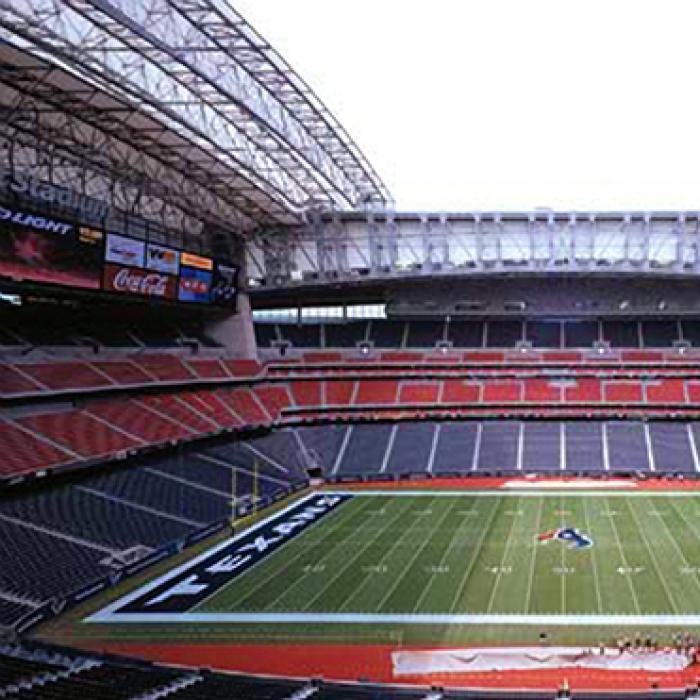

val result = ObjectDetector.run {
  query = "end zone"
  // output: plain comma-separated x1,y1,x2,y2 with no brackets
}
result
87,492,351,623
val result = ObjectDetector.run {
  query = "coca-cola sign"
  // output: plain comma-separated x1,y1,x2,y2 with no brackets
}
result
102,263,176,299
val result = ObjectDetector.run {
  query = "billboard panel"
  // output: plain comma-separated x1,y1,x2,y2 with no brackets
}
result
178,264,212,303
103,263,177,300
146,243,180,275
180,252,213,271
210,262,238,306
105,233,145,268
0,205,103,289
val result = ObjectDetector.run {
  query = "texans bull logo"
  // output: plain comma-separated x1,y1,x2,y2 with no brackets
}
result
538,527,593,549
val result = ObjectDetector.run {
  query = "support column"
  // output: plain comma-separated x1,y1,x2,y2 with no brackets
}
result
206,290,258,359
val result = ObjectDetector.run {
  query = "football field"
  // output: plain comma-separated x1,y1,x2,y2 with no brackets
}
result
85,489,700,645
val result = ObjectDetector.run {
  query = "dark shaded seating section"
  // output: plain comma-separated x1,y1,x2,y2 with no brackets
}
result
648,422,695,472
485,321,523,348
277,324,321,348
681,319,700,346
447,320,484,347
521,422,560,471
525,321,561,348
606,421,649,472
171,673,305,699
602,320,640,348
385,423,436,474
641,320,679,348
0,430,308,628
565,422,604,471
254,317,700,349
0,308,220,350
313,684,429,699
337,424,394,475
321,420,697,477
254,323,279,348
369,320,406,348
324,321,369,347
476,422,519,470
0,599,35,628
432,423,478,473
405,320,445,348
564,321,598,348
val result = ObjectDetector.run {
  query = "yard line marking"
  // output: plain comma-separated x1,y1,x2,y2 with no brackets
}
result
560,494,565,614
336,496,442,611
637,496,700,602
211,496,377,612
486,497,522,614
524,495,545,614
411,498,483,613
581,496,603,614
342,496,443,611
603,496,641,615
90,611,700,626
372,498,458,612
300,499,416,612
625,498,680,614
448,496,502,614
666,497,700,550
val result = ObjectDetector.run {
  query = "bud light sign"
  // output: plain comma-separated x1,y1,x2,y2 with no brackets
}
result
103,263,177,300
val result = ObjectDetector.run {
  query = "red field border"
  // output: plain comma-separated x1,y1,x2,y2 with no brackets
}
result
332,475,700,491
83,641,700,692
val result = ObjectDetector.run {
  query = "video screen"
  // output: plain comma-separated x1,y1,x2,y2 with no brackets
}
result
0,206,103,290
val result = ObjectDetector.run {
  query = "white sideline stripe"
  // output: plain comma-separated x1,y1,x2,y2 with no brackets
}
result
86,611,700,626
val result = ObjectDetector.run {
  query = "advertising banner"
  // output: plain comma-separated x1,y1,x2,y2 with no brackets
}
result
103,263,177,300
181,251,213,271
105,233,145,268
146,243,180,275
178,264,212,303
210,262,238,306
0,205,103,289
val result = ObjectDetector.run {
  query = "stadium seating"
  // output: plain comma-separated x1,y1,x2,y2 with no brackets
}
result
0,428,308,627
0,420,72,476
16,412,139,459
311,419,700,477
9,364,700,481
255,318,700,351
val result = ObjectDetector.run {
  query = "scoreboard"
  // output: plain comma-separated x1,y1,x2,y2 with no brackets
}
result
0,204,237,308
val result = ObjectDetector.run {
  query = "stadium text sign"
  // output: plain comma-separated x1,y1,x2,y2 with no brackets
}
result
91,493,351,619
0,167,109,220
0,206,73,235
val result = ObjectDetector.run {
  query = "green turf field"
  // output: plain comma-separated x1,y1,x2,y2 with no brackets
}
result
65,490,700,648
195,491,700,617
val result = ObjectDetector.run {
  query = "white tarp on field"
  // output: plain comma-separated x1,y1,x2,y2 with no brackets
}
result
503,479,636,489
392,647,691,675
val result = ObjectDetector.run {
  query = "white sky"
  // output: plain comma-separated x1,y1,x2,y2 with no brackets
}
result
234,0,700,212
